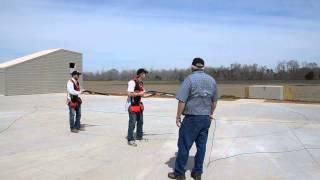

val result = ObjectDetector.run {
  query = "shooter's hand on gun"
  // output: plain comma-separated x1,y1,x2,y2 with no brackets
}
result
132,91,144,97
143,92,155,98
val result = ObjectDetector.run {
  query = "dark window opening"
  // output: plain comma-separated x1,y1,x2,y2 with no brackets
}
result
69,63,75,69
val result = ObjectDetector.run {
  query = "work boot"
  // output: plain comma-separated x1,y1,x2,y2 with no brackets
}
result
191,172,202,180
168,172,186,180
70,129,79,133
128,141,137,147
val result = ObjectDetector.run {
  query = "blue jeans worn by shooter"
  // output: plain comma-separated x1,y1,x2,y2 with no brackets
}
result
175,115,211,175
127,110,144,141
69,105,81,130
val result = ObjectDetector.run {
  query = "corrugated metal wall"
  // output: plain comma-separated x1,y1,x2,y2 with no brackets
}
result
0,69,4,95
4,50,82,96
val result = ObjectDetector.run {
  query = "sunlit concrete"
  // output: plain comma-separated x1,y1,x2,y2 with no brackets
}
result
0,94,320,180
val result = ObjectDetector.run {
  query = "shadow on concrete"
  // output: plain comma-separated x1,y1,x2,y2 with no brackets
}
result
144,132,175,136
81,124,102,127
166,152,195,172
124,132,175,140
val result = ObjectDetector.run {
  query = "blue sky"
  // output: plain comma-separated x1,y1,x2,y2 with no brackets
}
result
1,0,320,71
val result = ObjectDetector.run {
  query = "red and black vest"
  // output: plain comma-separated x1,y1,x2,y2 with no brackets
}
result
70,79,80,102
130,78,144,106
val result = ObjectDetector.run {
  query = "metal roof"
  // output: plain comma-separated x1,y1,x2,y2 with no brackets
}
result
0,49,81,68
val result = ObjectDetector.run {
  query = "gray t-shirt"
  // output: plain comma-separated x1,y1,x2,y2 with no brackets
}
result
176,70,218,115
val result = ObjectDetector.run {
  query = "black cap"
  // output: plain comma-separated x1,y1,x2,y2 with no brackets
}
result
71,70,82,76
192,57,205,68
136,68,149,75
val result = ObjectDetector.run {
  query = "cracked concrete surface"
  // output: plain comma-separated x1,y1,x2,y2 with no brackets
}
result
0,94,320,180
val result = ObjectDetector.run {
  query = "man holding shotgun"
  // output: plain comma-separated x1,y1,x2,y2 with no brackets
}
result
127,68,152,147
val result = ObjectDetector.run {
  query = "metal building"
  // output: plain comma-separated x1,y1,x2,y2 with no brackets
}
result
0,49,82,96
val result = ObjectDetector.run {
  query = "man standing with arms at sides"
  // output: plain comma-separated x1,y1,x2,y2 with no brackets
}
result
127,68,151,147
67,70,84,133
168,58,218,180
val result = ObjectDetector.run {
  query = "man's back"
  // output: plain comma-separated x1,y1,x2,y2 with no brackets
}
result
169,58,218,179
176,70,218,115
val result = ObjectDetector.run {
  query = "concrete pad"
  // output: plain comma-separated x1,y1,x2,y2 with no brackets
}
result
0,94,320,180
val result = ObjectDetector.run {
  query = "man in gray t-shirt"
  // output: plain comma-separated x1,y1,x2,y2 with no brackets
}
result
168,58,218,180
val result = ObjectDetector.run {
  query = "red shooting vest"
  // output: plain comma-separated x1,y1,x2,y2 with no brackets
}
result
67,79,82,109
129,78,144,113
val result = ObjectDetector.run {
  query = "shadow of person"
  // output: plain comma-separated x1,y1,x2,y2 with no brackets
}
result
81,124,101,128
144,132,175,136
165,152,195,172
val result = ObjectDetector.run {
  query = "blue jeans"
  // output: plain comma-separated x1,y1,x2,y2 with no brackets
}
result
69,105,81,129
175,115,211,175
127,110,143,141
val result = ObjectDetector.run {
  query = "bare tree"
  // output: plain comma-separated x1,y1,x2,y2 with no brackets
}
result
83,61,320,81
287,60,300,72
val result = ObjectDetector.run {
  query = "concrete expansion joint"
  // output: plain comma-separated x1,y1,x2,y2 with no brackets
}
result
0,105,39,135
